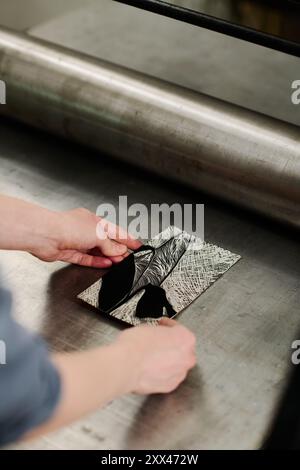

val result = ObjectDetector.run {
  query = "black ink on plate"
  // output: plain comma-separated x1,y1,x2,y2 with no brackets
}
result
78,227,241,326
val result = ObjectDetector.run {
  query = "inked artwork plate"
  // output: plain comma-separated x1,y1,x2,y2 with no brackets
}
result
78,227,241,326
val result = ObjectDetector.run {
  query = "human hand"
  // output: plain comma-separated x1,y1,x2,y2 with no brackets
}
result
32,207,141,268
116,318,197,395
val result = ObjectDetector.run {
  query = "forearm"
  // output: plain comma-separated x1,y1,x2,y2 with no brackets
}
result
25,342,134,440
0,195,61,253
20,321,196,442
0,195,138,267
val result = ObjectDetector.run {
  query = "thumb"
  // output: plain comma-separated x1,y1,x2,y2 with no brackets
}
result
159,318,177,327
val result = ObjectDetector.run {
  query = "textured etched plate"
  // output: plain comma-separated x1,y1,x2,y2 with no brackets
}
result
78,227,241,326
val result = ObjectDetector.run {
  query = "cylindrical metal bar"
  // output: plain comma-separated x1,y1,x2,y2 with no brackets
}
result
0,27,299,229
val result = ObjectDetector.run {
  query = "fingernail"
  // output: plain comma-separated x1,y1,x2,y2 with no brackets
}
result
103,259,112,267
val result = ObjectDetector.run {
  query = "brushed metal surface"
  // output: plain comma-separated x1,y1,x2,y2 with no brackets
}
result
1,118,300,450
0,27,299,230
30,0,300,127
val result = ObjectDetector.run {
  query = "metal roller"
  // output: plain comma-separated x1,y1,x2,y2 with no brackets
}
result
0,27,299,229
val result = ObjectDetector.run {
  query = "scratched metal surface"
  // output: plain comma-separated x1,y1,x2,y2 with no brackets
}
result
78,228,241,326
1,118,300,450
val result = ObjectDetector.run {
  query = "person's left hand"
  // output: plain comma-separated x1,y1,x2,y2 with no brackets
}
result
32,207,141,268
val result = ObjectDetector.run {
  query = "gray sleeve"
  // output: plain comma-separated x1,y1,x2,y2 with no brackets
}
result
0,285,61,446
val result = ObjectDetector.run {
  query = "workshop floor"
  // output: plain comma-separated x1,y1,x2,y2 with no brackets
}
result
1,0,300,450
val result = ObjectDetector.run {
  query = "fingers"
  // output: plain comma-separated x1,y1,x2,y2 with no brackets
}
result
159,318,177,327
159,371,189,394
97,219,142,251
88,248,128,265
89,256,113,268
158,319,196,351
60,248,128,268
109,255,126,264
173,324,197,349
99,238,128,257
119,322,197,396
59,250,113,268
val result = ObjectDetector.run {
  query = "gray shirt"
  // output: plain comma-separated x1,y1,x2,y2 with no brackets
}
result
0,284,61,445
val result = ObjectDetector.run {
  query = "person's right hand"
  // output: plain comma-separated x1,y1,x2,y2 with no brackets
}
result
25,319,196,441
116,319,197,395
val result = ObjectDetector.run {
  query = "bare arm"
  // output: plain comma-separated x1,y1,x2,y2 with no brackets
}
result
0,194,196,442
26,321,196,441
0,195,60,253
0,194,140,267
26,344,131,440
